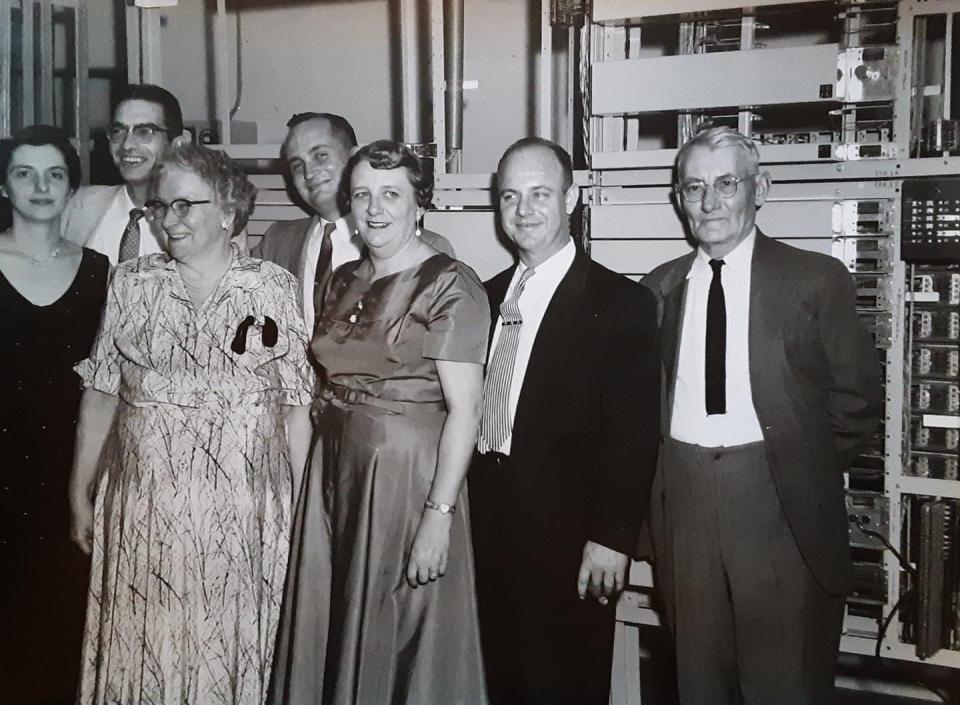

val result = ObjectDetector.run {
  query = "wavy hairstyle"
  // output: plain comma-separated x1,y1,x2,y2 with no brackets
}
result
154,141,256,236
337,140,433,215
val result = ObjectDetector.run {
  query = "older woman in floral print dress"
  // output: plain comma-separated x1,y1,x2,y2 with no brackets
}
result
68,142,314,705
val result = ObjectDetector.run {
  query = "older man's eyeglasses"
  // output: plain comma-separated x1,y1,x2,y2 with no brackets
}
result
143,198,212,221
106,123,173,144
676,175,754,202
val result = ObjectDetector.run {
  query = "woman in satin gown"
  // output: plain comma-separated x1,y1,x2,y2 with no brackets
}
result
270,140,490,705
0,125,109,705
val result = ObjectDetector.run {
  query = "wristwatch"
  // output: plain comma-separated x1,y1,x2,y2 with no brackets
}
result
424,499,457,515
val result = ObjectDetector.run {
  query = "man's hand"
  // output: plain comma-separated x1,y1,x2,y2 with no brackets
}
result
577,540,628,606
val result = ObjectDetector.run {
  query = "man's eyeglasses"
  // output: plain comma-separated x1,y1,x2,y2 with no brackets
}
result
143,198,212,221
676,175,754,202
106,123,174,144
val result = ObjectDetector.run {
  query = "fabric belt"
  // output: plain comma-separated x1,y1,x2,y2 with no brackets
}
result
322,384,447,415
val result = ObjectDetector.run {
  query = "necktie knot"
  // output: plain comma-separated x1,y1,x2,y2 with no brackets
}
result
129,208,144,222
709,258,724,275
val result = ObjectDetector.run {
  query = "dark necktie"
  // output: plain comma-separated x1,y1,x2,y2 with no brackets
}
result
478,267,536,453
117,208,145,262
312,220,337,328
705,258,726,415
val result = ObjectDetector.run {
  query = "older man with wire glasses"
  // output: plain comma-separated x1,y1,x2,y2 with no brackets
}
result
641,126,882,705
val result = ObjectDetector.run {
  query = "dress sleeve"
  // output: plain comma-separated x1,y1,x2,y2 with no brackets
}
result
74,267,125,395
423,263,490,364
269,268,316,406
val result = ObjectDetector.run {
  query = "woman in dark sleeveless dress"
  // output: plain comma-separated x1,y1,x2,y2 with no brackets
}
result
0,125,109,705
270,141,490,705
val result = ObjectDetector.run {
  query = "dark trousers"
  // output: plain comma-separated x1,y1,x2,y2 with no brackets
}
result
469,451,615,705
651,439,845,705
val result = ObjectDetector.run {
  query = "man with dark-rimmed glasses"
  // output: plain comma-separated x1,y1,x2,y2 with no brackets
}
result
62,84,186,264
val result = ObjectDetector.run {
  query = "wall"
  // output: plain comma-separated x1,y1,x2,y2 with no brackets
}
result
128,0,536,172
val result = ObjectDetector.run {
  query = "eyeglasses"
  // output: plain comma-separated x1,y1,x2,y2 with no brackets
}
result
106,123,173,144
143,198,212,221
676,175,754,202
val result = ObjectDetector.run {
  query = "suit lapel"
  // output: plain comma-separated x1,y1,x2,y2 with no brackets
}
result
747,231,779,404
485,267,514,348
658,252,696,433
295,216,320,284
510,250,589,449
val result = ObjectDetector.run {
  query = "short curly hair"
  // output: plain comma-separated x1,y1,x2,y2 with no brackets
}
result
154,141,256,236
338,140,433,215
0,124,82,192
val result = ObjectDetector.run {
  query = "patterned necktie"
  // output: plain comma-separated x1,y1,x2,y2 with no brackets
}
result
705,258,726,415
117,208,145,263
478,267,536,453
312,220,337,328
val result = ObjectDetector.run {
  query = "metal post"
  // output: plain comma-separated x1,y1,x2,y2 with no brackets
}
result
537,0,552,139
125,4,141,83
23,0,35,127
0,0,10,136
75,0,89,179
38,0,53,123
430,0,446,177
400,0,421,144
737,13,756,136
443,0,463,172
215,0,231,144
140,7,162,83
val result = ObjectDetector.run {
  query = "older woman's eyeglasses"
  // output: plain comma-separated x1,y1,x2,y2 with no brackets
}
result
676,175,753,202
143,198,212,221
106,123,172,144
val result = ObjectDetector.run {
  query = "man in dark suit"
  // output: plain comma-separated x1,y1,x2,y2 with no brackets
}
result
642,126,882,705
252,112,453,330
469,137,660,705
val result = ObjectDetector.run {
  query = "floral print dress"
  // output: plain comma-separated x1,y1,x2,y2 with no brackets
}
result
75,249,314,705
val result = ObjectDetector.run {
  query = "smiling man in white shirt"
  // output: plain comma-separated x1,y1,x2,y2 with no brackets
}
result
469,137,660,705
642,126,881,705
62,84,184,265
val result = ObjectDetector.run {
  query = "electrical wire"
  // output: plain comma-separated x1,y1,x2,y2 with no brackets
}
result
854,516,917,576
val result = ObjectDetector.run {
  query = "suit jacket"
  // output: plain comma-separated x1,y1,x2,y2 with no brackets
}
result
642,232,882,594
483,249,661,576
251,214,456,288
61,184,150,249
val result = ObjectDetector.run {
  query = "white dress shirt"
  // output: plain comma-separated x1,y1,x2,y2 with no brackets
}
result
485,238,576,454
86,187,163,266
302,216,363,327
670,229,764,446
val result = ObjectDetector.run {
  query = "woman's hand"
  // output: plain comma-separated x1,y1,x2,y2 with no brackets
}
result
70,494,94,555
406,510,453,587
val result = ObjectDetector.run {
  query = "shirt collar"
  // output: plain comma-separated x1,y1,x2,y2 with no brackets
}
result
688,227,757,280
518,237,575,280
314,216,351,244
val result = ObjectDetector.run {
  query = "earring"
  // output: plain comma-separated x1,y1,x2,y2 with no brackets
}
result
415,227,422,238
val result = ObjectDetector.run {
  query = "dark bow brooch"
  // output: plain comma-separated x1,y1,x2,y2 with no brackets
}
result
231,315,279,354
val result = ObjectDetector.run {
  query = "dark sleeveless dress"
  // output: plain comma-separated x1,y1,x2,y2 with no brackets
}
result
0,248,108,705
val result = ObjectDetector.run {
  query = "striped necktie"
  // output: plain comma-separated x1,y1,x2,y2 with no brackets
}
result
117,208,144,263
478,266,536,454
